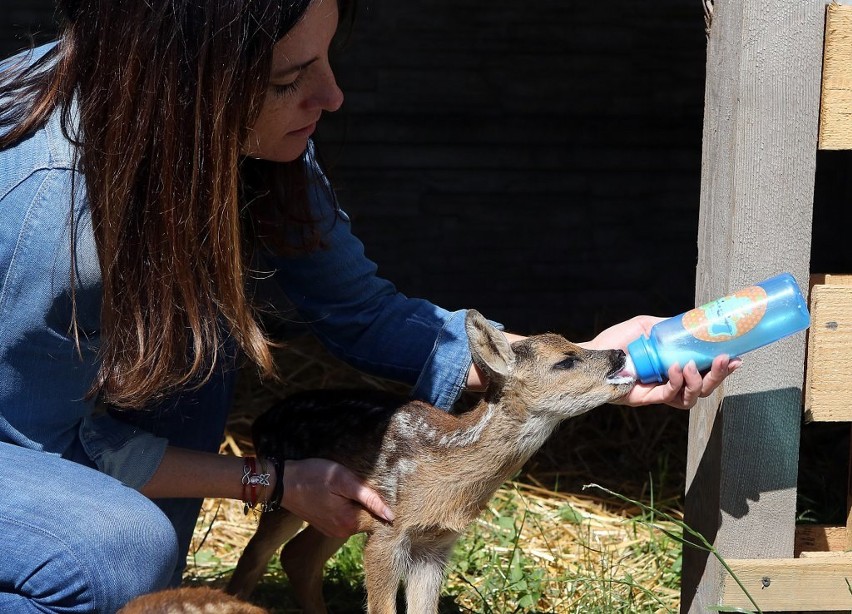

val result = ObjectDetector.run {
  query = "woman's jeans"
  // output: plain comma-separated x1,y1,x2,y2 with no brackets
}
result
0,372,235,613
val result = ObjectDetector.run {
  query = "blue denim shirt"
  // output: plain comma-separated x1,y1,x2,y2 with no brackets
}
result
0,45,479,488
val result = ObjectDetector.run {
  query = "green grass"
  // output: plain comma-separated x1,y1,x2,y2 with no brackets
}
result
444,491,678,613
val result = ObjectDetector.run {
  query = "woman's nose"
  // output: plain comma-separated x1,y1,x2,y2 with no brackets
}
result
308,64,344,113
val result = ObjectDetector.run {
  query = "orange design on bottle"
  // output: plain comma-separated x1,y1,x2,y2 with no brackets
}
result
681,286,768,343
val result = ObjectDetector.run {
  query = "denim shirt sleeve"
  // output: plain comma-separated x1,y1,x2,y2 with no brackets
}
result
263,144,498,409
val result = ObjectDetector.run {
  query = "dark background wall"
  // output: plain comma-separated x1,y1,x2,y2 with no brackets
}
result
316,1,708,338
2,1,849,341
1,2,55,53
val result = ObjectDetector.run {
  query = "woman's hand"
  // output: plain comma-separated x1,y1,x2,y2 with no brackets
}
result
281,458,394,538
582,316,741,409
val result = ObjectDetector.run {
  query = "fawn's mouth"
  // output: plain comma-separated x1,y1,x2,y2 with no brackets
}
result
605,356,635,386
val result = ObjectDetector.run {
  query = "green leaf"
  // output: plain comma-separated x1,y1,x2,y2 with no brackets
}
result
497,516,517,532
193,549,220,565
558,504,586,524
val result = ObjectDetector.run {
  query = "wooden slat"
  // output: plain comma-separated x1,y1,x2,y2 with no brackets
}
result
804,281,852,421
819,3,852,150
795,524,848,556
810,274,852,288
721,557,852,611
681,0,825,611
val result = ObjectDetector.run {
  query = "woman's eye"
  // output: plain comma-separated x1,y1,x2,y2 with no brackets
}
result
554,356,579,370
271,75,303,98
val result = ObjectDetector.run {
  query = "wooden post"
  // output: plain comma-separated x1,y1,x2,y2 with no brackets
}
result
680,0,825,611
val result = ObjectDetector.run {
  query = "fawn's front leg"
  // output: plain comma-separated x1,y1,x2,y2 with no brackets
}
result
404,533,459,614
363,528,406,614
227,509,303,600
279,525,347,614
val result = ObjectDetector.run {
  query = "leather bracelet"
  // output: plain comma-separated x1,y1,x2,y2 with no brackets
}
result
261,456,284,513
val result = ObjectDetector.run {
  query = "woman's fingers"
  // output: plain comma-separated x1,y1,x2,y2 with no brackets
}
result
700,355,742,397
281,458,393,538
332,466,395,524
620,355,742,409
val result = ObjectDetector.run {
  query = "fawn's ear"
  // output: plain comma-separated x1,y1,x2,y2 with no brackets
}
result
465,310,514,386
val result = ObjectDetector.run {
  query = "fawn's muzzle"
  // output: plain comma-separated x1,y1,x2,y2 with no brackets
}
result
605,350,634,385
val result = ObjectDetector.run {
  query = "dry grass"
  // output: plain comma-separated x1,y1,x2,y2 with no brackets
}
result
184,335,689,613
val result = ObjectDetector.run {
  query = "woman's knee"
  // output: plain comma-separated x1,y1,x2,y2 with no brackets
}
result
0,444,180,613
83,493,180,611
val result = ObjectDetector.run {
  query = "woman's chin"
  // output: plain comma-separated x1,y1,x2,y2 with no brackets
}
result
240,138,310,163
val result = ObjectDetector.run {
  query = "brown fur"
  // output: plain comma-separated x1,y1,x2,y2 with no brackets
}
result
227,310,634,613
118,586,268,614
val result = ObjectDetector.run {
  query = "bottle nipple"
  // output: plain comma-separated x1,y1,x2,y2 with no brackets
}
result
623,354,636,379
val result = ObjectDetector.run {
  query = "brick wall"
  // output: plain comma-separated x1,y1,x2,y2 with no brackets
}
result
11,2,838,340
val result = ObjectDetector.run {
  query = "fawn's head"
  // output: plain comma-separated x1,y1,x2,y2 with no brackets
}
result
465,310,634,420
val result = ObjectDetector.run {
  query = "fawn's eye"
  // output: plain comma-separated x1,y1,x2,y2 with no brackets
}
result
553,356,579,370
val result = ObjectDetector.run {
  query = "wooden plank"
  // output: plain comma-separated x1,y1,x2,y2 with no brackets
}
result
795,525,849,556
681,0,825,611
804,284,852,421
720,557,852,611
810,274,852,288
819,3,852,150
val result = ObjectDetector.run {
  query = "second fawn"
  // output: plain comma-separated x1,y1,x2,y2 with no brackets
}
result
119,587,269,613
227,309,635,613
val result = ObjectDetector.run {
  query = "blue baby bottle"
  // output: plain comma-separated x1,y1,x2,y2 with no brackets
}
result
626,273,811,384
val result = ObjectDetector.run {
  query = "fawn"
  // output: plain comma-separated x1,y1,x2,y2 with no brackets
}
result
227,309,634,613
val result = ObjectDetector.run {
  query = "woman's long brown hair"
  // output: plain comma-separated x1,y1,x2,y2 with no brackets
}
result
0,0,349,408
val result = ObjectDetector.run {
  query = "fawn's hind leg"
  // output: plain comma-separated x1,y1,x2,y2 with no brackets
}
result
279,525,347,614
404,533,459,614
227,509,304,600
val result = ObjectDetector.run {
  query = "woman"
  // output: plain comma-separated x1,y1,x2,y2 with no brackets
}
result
0,0,736,611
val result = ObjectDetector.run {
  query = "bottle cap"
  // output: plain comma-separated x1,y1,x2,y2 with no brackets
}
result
627,336,664,384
